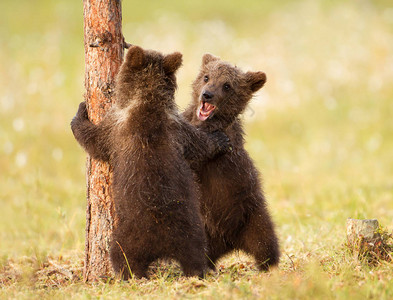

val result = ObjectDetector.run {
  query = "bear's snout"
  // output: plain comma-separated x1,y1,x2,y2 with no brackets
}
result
202,90,214,101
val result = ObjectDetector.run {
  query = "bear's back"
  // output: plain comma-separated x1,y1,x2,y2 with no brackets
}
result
111,114,196,214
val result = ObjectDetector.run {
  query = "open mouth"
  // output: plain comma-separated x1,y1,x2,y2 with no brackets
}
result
197,101,216,121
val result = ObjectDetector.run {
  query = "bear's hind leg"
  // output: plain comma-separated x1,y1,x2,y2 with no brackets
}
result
110,239,151,279
174,232,208,278
176,244,207,278
178,256,207,278
124,257,151,279
205,233,234,271
237,209,280,271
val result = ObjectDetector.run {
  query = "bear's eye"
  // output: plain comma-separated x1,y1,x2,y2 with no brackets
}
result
204,75,209,83
223,83,231,91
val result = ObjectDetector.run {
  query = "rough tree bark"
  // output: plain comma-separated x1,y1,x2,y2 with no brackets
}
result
83,0,124,282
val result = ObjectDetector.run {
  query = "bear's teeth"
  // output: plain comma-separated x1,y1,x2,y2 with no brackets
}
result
204,103,211,111
197,101,215,121
202,102,215,113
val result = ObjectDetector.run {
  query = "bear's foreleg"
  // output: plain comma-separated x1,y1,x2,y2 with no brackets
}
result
177,119,230,170
70,101,112,162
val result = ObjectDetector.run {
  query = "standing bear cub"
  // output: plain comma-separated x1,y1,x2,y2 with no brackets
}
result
71,46,228,279
183,54,280,271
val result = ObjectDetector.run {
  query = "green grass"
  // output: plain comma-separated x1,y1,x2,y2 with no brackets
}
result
1,0,393,298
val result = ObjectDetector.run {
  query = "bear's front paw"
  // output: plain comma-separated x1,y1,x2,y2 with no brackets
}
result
72,101,89,123
210,131,232,156
76,101,88,119
71,102,88,132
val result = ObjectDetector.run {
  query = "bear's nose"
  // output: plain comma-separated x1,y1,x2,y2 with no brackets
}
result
202,91,214,100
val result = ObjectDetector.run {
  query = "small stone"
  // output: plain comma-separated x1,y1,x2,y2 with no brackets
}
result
346,218,379,245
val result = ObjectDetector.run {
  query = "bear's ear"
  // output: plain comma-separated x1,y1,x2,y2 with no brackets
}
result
125,45,145,69
163,52,183,74
245,71,266,92
202,53,219,66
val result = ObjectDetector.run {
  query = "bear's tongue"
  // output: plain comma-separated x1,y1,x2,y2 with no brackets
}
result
197,101,216,121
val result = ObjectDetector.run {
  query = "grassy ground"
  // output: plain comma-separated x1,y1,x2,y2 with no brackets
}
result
1,0,393,298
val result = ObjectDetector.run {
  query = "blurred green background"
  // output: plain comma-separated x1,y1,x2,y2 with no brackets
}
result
0,0,392,266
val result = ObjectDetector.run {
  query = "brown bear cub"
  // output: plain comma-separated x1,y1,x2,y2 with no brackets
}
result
183,54,280,271
71,46,228,279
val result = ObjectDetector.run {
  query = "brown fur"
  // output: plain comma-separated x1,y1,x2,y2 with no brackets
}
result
182,54,280,271
71,47,228,279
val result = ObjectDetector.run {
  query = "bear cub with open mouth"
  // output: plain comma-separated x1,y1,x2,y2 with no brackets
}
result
183,53,280,271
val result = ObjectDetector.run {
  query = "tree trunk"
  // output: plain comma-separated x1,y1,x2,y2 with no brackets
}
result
83,0,124,282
